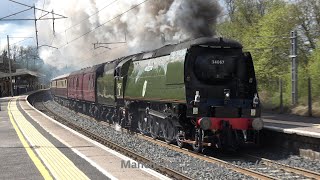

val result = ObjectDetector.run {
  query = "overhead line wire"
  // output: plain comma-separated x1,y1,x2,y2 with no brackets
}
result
8,0,66,18
11,37,34,46
50,0,119,46
77,44,127,65
0,7,33,20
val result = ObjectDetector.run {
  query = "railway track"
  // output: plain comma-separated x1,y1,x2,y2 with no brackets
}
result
139,128,320,180
31,91,320,180
137,132,320,180
238,153,320,179
31,91,191,180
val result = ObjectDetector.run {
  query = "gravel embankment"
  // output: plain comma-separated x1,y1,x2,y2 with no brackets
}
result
251,150,320,173
214,146,320,179
44,100,252,180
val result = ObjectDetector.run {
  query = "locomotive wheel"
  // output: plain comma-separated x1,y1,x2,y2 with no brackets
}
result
94,106,100,120
138,113,148,134
149,116,160,139
161,120,175,144
192,129,203,153
106,108,113,124
176,129,185,148
116,108,123,127
74,103,78,112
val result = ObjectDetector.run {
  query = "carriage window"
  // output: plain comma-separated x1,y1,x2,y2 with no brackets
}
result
88,75,91,89
76,78,79,88
91,74,94,88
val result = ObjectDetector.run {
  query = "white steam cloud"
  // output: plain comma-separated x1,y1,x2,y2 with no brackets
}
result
37,0,221,69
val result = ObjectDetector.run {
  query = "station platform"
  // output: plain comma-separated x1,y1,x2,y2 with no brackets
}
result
0,96,169,180
262,113,320,138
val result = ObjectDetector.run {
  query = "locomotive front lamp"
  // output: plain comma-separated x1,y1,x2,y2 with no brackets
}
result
224,89,230,99
252,118,264,130
224,89,230,105
199,117,212,130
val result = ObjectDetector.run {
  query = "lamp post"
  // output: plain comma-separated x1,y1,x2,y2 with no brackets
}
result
7,35,14,97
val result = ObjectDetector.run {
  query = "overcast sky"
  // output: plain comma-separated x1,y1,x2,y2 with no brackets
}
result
0,0,41,49
0,0,36,22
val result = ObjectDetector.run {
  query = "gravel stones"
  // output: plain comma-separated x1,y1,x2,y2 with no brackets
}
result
252,150,320,173
44,100,253,179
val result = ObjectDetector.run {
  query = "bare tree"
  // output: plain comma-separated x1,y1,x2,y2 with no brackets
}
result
294,0,320,51
224,0,236,21
224,0,270,24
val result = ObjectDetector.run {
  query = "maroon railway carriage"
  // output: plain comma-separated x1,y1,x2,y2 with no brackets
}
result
66,64,105,116
82,65,104,102
50,73,69,99
68,69,86,100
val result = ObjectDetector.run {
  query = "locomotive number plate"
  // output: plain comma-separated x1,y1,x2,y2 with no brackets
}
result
211,59,224,65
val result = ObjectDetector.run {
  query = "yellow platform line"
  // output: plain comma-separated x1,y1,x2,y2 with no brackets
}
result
9,100,87,179
9,99,89,180
7,100,53,180
21,122,71,179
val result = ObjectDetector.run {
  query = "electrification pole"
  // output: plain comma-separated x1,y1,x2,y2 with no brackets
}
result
33,4,39,49
7,35,14,97
290,30,298,105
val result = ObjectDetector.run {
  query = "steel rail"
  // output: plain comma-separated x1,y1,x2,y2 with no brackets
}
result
136,135,276,180
32,91,191,180
242,153,320,179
